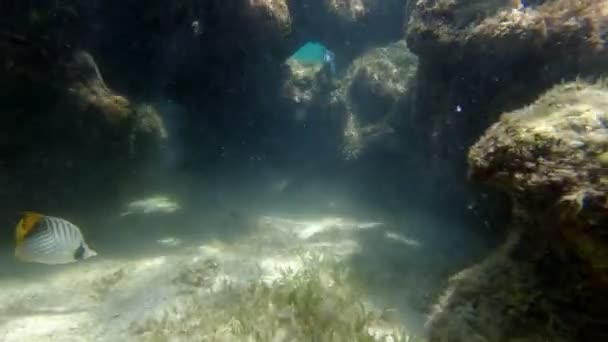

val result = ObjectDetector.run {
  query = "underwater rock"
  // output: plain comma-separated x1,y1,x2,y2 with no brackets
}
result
64,51,168,157
241,0,291,35
451,81,608,341
405,0,608,162
426,231,608,341
326,0,389,21
92,0,298,165
281,41,418,162
402,0,608,223
135,0,291,37
330,40,418,160
282,58,327,107
0,42,168,219
406,0,608,68
469,80,608,284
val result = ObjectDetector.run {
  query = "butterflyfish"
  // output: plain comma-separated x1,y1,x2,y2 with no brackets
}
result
14,212,97,264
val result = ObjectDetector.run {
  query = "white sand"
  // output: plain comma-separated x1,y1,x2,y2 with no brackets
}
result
0,211,484,341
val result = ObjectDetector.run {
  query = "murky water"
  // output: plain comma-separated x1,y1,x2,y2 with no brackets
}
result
2,1,603,341
0,172,494,341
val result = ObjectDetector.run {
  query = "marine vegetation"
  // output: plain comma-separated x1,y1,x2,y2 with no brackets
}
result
131,254,419,342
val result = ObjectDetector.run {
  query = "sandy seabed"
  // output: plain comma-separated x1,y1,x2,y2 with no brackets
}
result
0,208,490,342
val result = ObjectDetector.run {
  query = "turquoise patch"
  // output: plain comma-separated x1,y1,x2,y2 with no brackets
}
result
290,42,328,64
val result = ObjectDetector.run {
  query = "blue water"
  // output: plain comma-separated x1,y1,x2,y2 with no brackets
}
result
290,41,327,63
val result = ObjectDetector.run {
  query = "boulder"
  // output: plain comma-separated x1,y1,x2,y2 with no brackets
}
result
427,231,608,341
437,80,608,341
406,0,608,68
63,51,167,159
0,42,168,218
330,40,418,160
469,80,608,284
402,0,608,219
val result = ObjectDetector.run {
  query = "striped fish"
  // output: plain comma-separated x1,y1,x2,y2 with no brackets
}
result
14,212,98,265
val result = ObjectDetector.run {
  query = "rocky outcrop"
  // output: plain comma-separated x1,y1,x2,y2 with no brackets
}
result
64,51,167,158
0,45,168,162
427,81,608,341
401,0,608,224
426,230,608,342
282,58,329,109
0,0,412,167
330,40,418,160
405,0,608,146
0,38,168,218
469,80,608,285
279,40,418,164
64,51,168,157
406,0,608,68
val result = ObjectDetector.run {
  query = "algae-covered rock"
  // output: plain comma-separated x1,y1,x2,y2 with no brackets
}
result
0,43,168,220
243,0,291,34
331,40,418,160
406,0,608,67
325,0,398,22
282,58,326,107
426,231,608,342
469,81,608,287
401,0,608,222
139,0,291,37
63,51,168,159
404,0,608,160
